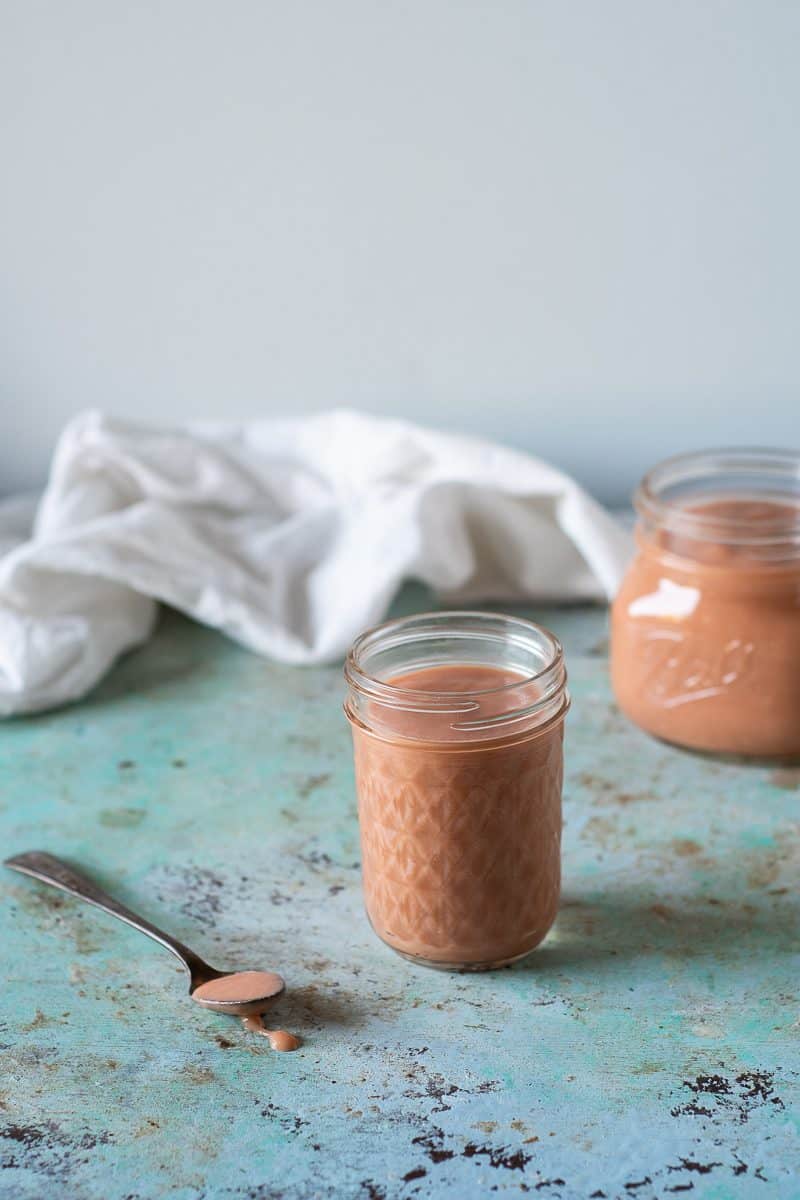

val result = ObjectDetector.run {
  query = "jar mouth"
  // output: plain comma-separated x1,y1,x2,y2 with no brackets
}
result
344,610,568,737
635,447,800,552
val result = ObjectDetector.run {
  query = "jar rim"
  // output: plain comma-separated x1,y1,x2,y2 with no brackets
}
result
635,447,800,550
345,688,570,752
344,610,567,729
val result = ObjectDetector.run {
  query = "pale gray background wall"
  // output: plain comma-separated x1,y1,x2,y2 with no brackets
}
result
1,0,798,504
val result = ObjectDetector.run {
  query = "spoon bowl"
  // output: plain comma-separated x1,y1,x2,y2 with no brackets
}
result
190,968,286,1016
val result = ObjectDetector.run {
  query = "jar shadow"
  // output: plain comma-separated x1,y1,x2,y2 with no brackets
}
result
653,736,800,770
508,886,798,974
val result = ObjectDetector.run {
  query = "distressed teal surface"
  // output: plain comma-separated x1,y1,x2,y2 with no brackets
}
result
1,595,798,1199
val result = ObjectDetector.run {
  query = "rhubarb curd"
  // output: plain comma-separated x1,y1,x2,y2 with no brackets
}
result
344,612,569,969
611,450,800,759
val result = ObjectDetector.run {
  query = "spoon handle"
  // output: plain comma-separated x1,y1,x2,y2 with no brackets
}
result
5,851,213,981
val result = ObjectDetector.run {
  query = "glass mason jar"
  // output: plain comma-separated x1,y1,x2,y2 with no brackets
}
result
611,449,800,759
344,611,570,970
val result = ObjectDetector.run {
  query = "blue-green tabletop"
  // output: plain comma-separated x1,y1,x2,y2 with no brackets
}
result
1,593,797,1199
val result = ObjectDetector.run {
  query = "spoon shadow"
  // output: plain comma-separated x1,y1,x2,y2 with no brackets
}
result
270,983,367,1032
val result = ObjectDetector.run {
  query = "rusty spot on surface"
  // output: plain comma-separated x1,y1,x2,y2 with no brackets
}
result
462,1142,532,1171
671,1099,713,1117
152,864,225,930
667,1158,722,1175
359,1182,386,1200
0,1121,113,1174
411,1129,455,1164
133,1119,161,1139
99,807,145,829
674,1070,784,1125
685,1074,731,1095
21,1010,50,1032
633,1061,663,1075
402,1065,500,1113
771,768,800,790
1,1124,47,1147
672,839,701,857
746,857,781,888
180,1064,215,1084
576,772,611,791
296,772,332,799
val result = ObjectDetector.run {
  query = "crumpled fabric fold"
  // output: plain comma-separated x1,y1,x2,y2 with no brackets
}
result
0,410,632,715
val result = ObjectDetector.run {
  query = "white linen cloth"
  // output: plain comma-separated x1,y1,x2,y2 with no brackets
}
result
0,410,632,716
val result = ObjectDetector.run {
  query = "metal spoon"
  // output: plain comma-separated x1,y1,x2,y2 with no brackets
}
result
4,851,285,1016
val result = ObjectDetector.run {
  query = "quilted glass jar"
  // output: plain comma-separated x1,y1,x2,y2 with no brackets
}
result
611,449,800,759
344,612,569,970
